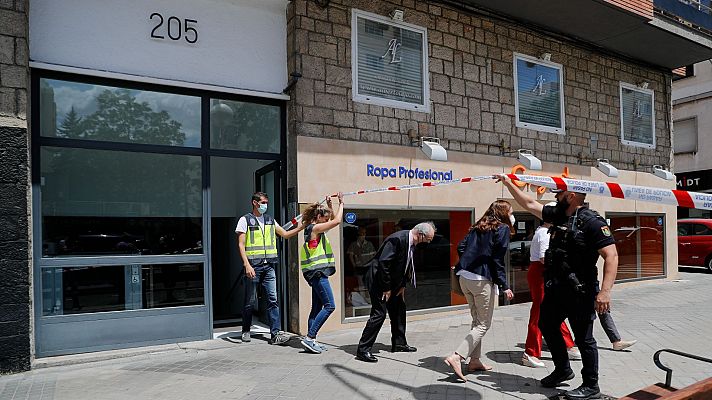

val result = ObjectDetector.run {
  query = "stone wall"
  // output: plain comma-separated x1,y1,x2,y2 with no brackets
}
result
287,0,673,171
0,0,30,374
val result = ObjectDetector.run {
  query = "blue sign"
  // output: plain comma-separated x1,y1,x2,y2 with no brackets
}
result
345,212,357,224
657,217,663,226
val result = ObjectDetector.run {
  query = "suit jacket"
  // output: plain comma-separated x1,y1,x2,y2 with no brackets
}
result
364,230,411,293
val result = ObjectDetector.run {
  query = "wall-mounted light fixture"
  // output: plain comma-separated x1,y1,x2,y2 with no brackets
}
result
389,9,404,21
596,159,619,178
652,165,674,181
409,130,447,161
501,140,542,170
540,52,552,62
634,159,674,181
578,152,619,177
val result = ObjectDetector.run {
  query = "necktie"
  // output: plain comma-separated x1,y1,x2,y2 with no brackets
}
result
407,246,416,288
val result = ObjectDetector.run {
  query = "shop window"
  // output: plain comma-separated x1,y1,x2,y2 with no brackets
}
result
507,213,540,304
673,118,697,154
608,214,665,280
351,9,429,112
41,263,204,316
209,99,280,153
40,147,203,257
39,78,201,147
513,53,565,134
341,209,470,319
620,82,655,148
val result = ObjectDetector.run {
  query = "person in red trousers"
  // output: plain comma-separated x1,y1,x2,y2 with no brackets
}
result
523,206,581,368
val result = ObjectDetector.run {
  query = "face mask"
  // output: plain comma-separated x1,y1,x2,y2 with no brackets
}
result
257,203,268,214
509,214,516,226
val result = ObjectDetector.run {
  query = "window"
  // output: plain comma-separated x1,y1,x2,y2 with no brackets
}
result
673,118,697,154
41,147,202,257
620,82,655,148
39,79,201,147
608,214,665,280
210,99,281,153
351,9,429,112
693,224,712,236
513,53,565,134
341,209,471,319
41,263,204,316
678,223,692,236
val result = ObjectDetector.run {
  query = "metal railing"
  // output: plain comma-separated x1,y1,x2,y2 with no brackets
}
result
655,0,712,32
653,349,712,388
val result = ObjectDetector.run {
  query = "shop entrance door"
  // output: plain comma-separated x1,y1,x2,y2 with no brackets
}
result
210,158,282,328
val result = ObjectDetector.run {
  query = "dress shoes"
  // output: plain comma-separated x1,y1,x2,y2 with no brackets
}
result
564,384,602,399
392,344,417,353
540,368,575,388
356,351,378,362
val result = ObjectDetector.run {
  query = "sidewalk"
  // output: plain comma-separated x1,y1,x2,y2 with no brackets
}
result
2,270,711,400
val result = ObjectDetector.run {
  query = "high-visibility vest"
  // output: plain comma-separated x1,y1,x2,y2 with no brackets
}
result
300,228,335,279
243,213,278,265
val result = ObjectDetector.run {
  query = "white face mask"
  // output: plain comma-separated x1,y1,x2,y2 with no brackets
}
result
509,214,516,226
257,203,268,214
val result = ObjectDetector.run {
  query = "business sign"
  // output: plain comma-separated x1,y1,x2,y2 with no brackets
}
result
676,169,712,192
366,164,452,181
514,53,565,134
620,82,655,148
351,9,429,112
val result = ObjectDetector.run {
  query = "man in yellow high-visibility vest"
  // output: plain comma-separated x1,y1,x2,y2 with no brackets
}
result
236,191,304,345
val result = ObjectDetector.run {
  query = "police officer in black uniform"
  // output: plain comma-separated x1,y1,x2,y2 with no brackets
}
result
496,175,618,400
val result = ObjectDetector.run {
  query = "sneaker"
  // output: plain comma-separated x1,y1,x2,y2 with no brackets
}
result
568,347,582,360
314,340,328,351
612,339,637,351
270,332,290,345
540,368,575,388
564,384,601,399
522,353,546,368
300,337,322,354
241,332,251,342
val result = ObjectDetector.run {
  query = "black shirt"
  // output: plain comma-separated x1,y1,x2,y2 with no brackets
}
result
542,205,616,282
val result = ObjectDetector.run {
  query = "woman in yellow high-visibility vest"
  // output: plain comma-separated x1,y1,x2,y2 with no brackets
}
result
299,192,344,354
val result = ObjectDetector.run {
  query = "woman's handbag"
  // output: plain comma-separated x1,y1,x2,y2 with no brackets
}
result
450,267,464,296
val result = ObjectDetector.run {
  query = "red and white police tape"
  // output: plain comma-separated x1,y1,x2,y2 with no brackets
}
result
281,174,712,230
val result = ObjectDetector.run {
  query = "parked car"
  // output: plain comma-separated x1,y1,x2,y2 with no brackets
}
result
677,219,712,272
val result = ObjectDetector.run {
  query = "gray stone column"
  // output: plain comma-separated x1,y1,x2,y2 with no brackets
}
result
0,0,31,373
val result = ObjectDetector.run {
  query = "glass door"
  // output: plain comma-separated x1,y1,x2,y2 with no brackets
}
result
210,158,275,327
254,162,287,330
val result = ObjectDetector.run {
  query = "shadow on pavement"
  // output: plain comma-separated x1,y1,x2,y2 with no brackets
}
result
334,342,390,356
323,363,485,400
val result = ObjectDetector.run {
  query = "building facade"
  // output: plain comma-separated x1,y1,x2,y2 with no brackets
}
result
673,58,712,218
2,0,712,372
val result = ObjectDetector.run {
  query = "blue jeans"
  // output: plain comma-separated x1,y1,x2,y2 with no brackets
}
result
307,275,335,339
242,263,281,336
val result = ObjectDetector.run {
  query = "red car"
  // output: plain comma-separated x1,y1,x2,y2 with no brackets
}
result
677,219,712,272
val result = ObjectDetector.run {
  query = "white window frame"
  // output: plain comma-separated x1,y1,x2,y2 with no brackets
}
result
619,81,656,149
513,52,566,135
351,9,430,113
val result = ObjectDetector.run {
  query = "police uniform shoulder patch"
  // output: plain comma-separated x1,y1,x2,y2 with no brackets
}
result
250,218,256,225
601,226,611,237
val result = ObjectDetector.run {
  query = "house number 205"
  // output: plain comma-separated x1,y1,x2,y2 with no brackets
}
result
150,13,198,44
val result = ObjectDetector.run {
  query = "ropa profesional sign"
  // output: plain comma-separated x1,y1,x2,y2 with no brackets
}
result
366,164,452,180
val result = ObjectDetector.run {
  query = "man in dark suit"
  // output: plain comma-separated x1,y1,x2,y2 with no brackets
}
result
356,221,436,362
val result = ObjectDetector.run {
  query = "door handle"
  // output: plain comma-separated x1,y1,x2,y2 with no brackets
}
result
681,243,691,246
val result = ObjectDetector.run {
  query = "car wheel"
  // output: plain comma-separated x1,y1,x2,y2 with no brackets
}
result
706,256,712,273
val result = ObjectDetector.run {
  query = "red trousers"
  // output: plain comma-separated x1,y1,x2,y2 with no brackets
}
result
525,261,576,358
